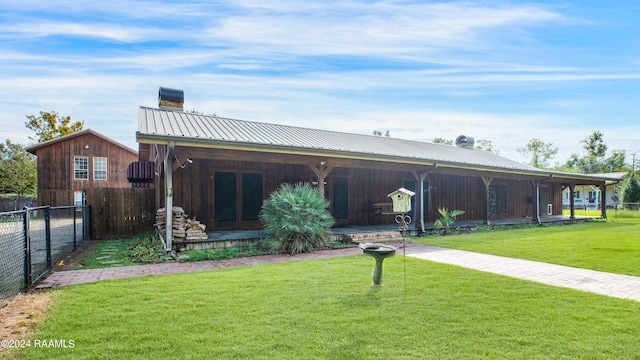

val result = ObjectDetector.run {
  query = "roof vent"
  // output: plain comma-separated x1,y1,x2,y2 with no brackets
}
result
455,135,474,149
158,87,184,111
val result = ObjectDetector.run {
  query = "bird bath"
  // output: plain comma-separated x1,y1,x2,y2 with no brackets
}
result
359,243,396,286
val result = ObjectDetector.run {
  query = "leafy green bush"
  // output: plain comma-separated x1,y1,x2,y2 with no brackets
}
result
434,207,466,235
130,234,170,263
259,182,334,255
179,247,263,262
622,175,640,210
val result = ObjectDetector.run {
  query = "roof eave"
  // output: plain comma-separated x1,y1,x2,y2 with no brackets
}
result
138,133,586,179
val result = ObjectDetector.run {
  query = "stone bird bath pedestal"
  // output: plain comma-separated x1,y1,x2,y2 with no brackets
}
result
359,243,396,286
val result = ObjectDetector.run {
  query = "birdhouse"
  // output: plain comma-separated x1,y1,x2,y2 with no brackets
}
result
387,188,415,213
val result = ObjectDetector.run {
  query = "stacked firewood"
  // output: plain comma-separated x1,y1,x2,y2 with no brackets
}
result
156,206,208,241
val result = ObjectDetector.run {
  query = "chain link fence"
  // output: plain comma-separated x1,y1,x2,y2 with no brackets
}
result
0,205,90,301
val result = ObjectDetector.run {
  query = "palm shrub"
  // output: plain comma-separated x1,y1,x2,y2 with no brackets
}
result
434,207,466,235
259,182,334,255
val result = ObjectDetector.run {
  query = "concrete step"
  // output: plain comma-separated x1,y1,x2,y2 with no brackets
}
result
342,231,411,245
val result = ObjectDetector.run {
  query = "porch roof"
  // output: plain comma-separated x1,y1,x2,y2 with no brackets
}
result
136,106,616,183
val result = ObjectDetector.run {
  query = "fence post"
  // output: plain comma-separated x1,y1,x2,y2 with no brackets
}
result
73,206,77,250
45,206,52,271
23,207,31,291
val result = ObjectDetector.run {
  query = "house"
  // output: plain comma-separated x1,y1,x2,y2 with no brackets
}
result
26,129,138,207
562,172,627,209
137,88,617,250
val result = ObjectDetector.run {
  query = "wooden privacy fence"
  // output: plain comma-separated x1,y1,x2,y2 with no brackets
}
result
0,198,36,212
85,187,155,239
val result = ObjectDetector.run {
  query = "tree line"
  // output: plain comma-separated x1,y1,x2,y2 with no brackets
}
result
433,130,640,206
0,112,84,197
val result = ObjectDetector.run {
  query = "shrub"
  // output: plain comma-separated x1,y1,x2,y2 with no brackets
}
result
179,247,263,262
129,234,170,263
434,207,466,235
259,183,334,255
622,175,640,210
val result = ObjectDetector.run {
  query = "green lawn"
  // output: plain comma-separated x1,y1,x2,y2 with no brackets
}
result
416,211,640,276
13,255,640,359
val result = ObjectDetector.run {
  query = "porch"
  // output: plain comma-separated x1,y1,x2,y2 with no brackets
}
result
173,215,598,251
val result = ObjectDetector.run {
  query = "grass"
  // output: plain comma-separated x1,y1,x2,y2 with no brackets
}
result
12,255,640,359
415,210,640,276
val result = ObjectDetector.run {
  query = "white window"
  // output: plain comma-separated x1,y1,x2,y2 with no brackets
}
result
93,157,107,180
74,156,88,180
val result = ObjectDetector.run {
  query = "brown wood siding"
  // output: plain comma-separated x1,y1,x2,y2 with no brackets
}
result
34,133,138,207
168,159,552,230
156,151,571,231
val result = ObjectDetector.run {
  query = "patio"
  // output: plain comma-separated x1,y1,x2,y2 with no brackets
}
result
183,214,599,250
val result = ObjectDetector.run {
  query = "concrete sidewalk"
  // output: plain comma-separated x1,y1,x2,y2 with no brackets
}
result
37,244,640,302
403,244,640,302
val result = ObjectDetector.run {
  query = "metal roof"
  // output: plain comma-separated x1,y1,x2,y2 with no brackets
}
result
26,128,137,155
136,106,617,182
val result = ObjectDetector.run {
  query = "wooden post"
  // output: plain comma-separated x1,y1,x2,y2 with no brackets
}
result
412,164,437,233
309,163,334,197
482,177,492,225
164,141,175,252
568,184,575,219
600,182,607,219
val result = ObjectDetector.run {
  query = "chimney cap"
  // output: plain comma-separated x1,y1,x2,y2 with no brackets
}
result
158,87,184,111
455,135,475,149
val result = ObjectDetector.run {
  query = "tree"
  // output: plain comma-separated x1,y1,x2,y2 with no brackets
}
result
517,138,558,169
25,111,84,143
475,139,499,155
373,130,390,137
622,175,640,209
581,130,607,158
0,140,37,197
433,137,453,145
559,131,628,174
186,108,218,117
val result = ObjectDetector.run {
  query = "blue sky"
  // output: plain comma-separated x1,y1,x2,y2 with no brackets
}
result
1,0,638,164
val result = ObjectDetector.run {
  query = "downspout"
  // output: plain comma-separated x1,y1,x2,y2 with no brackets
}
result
534,174,554,225
414,163,438,233
164,141,175,252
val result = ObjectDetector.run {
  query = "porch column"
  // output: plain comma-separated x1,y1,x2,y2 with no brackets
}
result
412,164,437,233
164,141,175,252
482,177,492,226
413,172,427,233
600,182,607,219
309,163,334,197
568,184,575,219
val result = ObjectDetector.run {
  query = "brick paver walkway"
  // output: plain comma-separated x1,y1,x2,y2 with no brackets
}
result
37,244,640,302
403,245,640,302
36,246,362,289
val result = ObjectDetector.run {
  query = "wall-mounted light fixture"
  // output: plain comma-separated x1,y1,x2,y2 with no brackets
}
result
175,155,193,169
84,145,90,149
